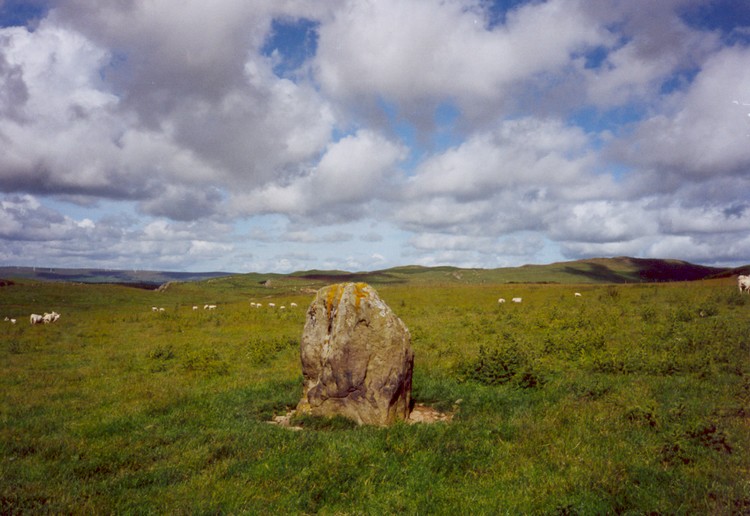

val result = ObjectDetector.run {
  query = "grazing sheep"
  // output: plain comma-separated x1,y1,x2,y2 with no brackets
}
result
30,313,44,324
498,298,506,304
738,275,750,293
43,311,60,323
574,292,582,297
512,297,522,303
290,302,298,308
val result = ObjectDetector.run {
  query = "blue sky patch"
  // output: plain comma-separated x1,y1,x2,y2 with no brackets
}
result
660,68,701,96
262,17,319,77
484,0,533,28
570,105,644,138
680,0,750,44
0,0,47,28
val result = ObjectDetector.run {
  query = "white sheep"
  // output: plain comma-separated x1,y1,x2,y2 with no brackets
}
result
739,275,750,293
43,311,60,323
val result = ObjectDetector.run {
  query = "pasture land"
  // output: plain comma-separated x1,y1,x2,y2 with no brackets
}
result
1,276,749,513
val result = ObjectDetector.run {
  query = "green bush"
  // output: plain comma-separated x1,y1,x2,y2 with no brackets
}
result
148,345,175,360
456,344,519,385
455,343,544,388
247,335,297,365
8,339,22,354
182,349,229,376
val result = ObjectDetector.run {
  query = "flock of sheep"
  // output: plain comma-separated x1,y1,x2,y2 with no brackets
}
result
494,275,750,305
6,277,748,326
249,302,298,310
497,292,582,304
5,298,303,326
2,313,60,325
150,305,218,311
26,311,61,325
148,301,300,312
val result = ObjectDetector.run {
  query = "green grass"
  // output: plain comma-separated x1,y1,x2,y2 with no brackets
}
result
1,277,749,513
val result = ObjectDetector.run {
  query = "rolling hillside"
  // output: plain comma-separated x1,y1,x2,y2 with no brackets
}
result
283,257,735,287
0,266,231,288
1,257,744,289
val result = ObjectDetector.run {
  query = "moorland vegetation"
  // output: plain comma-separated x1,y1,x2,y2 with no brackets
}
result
1,264,749,513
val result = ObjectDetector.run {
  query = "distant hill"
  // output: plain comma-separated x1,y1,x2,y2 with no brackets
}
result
519,257,733,284
0,266,232,288
288,257,737,286
0,257,745,288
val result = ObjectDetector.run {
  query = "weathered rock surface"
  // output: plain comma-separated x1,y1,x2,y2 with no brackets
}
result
296,282,414,426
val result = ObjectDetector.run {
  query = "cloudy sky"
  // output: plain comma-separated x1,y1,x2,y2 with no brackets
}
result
1,0,749,273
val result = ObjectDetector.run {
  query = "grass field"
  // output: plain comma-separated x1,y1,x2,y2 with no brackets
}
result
1,275,749,513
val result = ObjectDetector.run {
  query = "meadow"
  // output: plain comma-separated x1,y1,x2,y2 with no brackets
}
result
1,274,749,513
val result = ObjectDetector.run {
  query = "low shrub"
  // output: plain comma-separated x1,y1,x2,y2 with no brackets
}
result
182,349,229,376
247,335,297,365
686,423,733,454
455,343,544,388
147,345,176,372
8,339,22,354
456,344,519,385
660,421,734,467
624,405,659,428
718,290,747,307
640,305,657,322
148,345,175,360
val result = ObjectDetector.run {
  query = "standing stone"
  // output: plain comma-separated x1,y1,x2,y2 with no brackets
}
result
297,283,414,426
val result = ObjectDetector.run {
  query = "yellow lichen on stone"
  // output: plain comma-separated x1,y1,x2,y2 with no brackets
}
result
354,282,369,309
325,283,345,319
323,283,371,316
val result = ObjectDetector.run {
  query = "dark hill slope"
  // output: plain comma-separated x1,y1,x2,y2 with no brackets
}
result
0,257,741,288
557,257,727,283
288,257,733,287
0,266,231,288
